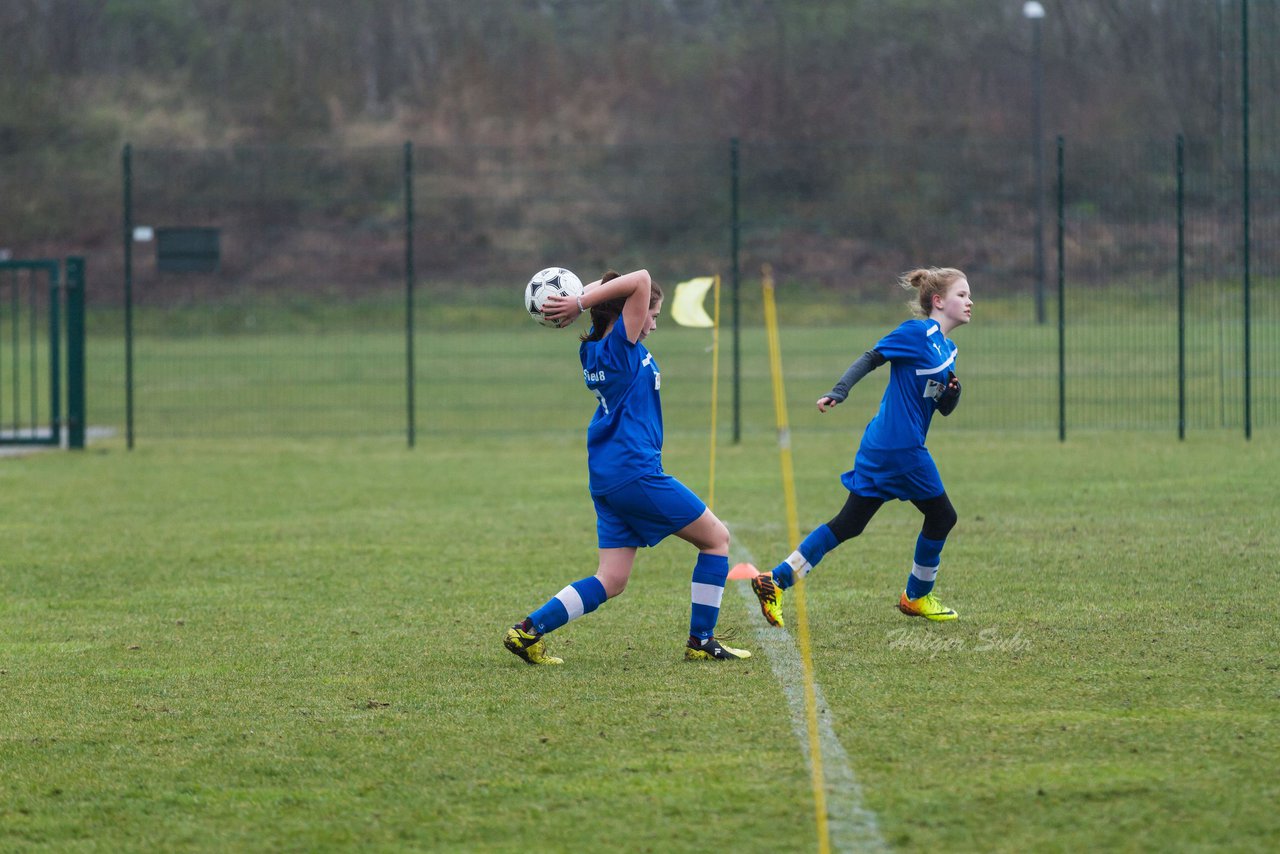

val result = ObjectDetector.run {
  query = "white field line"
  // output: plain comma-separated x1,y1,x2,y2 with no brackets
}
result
729,535,888,854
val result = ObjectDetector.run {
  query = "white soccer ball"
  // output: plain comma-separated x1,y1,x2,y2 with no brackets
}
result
525,267,584,328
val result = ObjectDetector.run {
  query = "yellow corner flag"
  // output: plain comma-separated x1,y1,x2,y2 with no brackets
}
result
670,277,716,327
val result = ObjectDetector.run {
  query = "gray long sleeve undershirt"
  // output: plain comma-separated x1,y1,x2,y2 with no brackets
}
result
827,349,886,402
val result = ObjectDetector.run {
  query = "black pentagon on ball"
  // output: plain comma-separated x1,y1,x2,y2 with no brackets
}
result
530,273,560,297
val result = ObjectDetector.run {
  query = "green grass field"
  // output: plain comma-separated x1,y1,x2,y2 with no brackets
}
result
1,426,1277,851
1,285,1276,850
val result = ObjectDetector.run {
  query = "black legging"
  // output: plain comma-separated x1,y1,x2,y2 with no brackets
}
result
826,491,957,544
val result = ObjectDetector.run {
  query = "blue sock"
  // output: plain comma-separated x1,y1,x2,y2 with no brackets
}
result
689,553,730,640
528,575,608,635
771,525,839,590
905,534,946,599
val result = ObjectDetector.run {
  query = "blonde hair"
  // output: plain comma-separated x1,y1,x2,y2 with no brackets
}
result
899,267,966,318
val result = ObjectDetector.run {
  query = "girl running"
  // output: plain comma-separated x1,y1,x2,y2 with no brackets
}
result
752,267,972,627
503,269,750,664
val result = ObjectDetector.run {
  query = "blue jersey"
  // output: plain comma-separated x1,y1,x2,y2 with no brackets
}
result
580,317,664,495
855,319,958,476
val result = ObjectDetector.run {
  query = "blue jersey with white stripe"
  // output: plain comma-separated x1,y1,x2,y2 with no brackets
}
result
857,319,957,472
581,317,663,495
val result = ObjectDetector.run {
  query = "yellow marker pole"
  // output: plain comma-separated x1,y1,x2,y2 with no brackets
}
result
762,263,830,854
708,274,721,511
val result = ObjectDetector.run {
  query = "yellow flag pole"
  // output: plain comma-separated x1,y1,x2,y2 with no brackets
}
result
762,263,830,854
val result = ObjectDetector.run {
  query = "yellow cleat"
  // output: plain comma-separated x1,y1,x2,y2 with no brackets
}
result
897,591,958,622
750,573,785,628
503,625,564,665
685,636,752,661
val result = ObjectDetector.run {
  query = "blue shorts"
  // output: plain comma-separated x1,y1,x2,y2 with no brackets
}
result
841,456,945,502
592,474,707,549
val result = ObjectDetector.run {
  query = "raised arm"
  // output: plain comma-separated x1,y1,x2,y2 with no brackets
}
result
612,269,653,343
543,269,653,342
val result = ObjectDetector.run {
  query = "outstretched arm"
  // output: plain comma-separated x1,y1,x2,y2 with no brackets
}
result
817,349,886,413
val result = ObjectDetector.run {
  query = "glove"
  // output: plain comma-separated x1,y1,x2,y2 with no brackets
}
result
937,372,961,416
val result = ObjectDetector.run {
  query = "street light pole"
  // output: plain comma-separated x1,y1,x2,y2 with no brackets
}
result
1025,1,1046,325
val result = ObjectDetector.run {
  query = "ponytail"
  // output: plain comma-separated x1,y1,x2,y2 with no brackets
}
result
581,271,624,343
580,271,666,342
899,267,966,318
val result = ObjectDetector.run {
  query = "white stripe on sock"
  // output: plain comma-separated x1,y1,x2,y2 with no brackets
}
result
555,584,585,620
691,581,725,608
910,563,939,582
785,550,813,579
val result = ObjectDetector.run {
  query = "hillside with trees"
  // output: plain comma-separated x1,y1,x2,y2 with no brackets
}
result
1,1,1275,293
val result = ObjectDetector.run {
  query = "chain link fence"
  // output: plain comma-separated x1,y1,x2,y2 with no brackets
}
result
96,133,1277,443
110,145,409,440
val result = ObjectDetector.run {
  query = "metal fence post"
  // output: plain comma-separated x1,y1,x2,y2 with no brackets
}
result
65,256,86,449
1176,135,1186,440
122,143,135,449
1241,0,1252,440
404,140,416,449
1056,136,1066,442
50,262,62,445
730,137,741,445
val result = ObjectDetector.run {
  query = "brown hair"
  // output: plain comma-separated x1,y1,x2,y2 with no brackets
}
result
581,270,665,342
899,267,966,318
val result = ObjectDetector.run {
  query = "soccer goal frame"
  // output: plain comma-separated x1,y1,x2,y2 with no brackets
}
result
0,256,86,449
